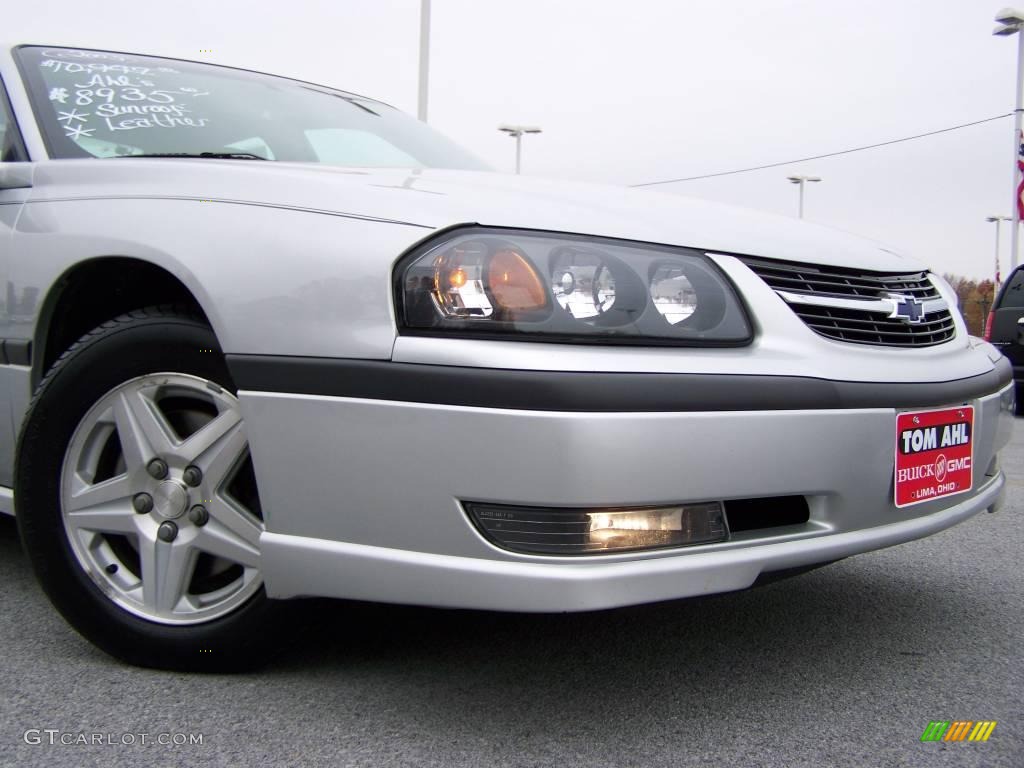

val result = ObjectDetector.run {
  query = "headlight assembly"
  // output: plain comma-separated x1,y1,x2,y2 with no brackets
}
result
396,228,752,345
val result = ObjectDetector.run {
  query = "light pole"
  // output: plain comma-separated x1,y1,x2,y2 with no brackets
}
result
498,125,542,174
786,174,821,219
993,7,1024,270
417,0,431,122
987,214,1011,285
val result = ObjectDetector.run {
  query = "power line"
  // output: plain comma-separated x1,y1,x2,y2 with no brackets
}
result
629,113,1013,187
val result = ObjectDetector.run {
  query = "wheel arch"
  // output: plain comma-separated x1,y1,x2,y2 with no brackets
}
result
32,256,214,389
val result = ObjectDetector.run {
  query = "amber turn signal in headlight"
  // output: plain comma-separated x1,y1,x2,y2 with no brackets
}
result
426,240,549,321
487,248,548,312
397,227,752,345
465,501,728,555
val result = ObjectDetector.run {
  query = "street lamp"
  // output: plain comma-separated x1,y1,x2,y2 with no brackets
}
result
498,124,542,174
986,214,1012,285
417,0,431,122
993,7,1024,270
786,174,821,219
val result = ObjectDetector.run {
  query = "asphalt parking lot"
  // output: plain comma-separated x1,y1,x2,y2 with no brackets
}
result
0,421,1021,768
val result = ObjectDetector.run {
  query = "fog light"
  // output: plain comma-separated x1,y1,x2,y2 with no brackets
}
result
465,501,728,555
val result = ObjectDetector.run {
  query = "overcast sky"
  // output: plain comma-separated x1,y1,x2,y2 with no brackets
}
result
7,0,1017,279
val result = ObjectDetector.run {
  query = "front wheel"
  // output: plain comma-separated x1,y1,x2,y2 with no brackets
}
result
16,307,294,670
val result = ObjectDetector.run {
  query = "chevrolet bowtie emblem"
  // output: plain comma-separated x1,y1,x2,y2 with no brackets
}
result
887,294,926,324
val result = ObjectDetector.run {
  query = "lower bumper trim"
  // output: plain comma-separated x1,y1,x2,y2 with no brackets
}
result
259,473,1003,612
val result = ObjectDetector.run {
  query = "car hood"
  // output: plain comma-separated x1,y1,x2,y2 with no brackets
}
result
29,160,922,272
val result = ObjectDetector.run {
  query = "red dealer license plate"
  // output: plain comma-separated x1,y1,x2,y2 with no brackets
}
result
894,406,974,508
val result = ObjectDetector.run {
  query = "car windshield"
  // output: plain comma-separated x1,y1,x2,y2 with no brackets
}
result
16,45,489,170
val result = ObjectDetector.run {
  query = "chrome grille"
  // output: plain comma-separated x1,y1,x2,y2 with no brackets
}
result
788,304,957,346
739,257,957,347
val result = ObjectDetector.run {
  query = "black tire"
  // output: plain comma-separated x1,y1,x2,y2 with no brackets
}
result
16,306,296,671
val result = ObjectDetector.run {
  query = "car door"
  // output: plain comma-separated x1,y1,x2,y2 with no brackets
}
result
0,75,31,491
990,267,1024,370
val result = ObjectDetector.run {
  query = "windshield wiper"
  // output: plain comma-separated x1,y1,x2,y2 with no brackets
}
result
116,152,268,160
300,86,381,116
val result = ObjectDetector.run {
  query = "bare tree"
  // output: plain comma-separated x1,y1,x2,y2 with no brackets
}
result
942,274,995,336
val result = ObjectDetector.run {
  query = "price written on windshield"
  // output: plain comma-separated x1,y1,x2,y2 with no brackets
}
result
42,52,212,135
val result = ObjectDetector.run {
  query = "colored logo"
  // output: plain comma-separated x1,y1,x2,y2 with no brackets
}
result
920,721,997,742
895,407,973,508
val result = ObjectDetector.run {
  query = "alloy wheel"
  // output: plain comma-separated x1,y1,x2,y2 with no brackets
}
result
59,373,263,624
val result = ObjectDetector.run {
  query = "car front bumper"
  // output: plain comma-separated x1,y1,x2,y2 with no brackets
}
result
232,357,1016,612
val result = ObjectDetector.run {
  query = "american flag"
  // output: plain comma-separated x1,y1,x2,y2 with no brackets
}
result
1018,129,1024,221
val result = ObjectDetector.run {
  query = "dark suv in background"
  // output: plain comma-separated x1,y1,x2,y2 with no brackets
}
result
987,265,1024,415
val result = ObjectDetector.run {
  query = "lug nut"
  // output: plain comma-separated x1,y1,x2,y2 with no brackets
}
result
147,458,169,479
132,493,153,514
157,521,178,542
183,466,203,487
188,505,209,527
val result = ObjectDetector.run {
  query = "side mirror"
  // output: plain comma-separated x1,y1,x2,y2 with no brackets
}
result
1018,316,1024,344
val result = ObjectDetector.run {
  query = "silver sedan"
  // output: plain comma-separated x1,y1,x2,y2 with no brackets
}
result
0,43,1014,670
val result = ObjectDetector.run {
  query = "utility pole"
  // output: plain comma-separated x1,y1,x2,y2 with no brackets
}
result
993,7,1024,269
417,0,431,121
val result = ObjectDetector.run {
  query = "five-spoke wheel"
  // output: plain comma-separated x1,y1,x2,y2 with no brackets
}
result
17,307,292,670
61,373,263,624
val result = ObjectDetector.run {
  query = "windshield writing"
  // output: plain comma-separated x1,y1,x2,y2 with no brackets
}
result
17,46,488,170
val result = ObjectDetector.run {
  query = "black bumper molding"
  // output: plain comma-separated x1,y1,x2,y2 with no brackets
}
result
225,354,1014,413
